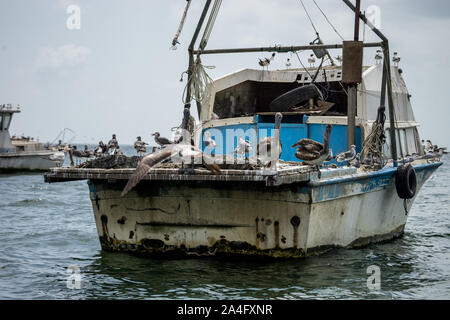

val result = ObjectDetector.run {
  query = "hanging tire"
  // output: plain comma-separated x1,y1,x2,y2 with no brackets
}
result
268,84,320,112
395,164,417,199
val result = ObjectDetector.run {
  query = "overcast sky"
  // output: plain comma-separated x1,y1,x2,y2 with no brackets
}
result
0,0,449,146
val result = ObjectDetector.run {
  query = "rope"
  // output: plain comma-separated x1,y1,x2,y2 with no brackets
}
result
299,0,319,37
181,57,215,105
171,0,192,50
312,0,345,41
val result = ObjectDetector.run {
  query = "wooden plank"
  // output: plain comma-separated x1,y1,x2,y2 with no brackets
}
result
44,165,312,186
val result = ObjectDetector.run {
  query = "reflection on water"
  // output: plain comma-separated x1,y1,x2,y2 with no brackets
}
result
0,149,448,299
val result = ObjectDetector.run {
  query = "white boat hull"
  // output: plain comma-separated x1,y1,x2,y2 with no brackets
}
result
86,162,441,258
0,152,64,171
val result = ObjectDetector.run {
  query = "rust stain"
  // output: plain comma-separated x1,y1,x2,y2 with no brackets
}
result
274,221,280,248
290,216,301,249
125,203,181,215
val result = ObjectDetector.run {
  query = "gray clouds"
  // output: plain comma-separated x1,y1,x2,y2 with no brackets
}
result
0,0,448,147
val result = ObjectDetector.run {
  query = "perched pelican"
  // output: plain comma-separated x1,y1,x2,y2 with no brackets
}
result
134,136,148,156
258,53,275,70
94,141,107,157
70,145,89,165
292,124,332,178
84,145,95,158
393,52,401,66
121,144,221,196
308,54,316,68
203,131,216,150
71,145,87,158
375,50,383,64
257,113,283,170
153,132,174,147
232,137,252,157
335,145,357,163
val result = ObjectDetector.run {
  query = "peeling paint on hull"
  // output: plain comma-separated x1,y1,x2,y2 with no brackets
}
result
87,162,441,259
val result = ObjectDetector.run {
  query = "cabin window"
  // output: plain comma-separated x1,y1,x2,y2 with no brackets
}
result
383,127,420,159
213,80,348,119
399,129,407,157
1,114,12,130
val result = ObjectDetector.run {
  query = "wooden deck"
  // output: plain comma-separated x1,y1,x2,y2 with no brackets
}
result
44,165,314,187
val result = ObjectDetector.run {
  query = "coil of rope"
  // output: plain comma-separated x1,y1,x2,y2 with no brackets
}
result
181,57,215,105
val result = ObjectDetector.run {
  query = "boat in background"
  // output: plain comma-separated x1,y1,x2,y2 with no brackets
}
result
0,104,65,172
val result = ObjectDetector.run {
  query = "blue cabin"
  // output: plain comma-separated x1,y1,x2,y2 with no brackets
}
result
195,66,423,164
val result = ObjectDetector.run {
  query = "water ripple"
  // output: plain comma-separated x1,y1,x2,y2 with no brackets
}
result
0,149,449,299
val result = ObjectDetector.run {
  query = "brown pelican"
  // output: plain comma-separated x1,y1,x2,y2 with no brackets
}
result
257,113,283,169
153,132,174,147
292,124,332,178
71,145,87,158
121,144,221,196
83,145,95,158
335,145,357,163
94,141,107,157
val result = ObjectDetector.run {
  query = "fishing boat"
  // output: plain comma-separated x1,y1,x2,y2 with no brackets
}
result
0,104,65,171
45,0,443,258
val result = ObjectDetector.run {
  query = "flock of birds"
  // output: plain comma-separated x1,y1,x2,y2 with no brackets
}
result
57,112,446,196
256,50,401,70
120,112,371,195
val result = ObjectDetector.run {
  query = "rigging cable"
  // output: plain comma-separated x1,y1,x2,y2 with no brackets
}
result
181,0,222,105
299,0,319,37
312,0,345,41
199,0,222,51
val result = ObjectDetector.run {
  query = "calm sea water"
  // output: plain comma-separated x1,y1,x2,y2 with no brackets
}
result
0,147,448,300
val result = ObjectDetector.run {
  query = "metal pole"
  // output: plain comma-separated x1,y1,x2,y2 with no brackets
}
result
347,0,361,150
184,0,212,128
343,0,398,163
342,0,388,42
354,0,361,41
193,42,382,55
383,43,398,165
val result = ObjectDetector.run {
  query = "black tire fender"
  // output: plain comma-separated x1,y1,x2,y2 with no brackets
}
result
268,84,320,112
395,164,417,199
